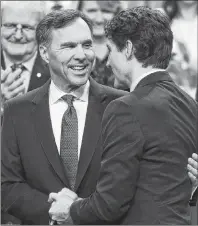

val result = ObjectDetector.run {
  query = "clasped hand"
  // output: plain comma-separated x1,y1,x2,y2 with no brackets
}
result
48,188,78,224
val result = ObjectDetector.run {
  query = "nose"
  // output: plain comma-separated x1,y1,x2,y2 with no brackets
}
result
74,45,86,61
14,24,23,40
14,29,23,40
95,10,104,23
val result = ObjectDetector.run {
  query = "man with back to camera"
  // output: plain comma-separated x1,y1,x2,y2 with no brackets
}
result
48,7,198,225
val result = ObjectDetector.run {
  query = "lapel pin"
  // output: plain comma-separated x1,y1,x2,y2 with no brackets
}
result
37,73,42,78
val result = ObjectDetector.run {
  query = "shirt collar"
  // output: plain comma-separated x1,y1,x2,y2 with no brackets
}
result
3,50,37,72
49,79,90,105
130,68,166,92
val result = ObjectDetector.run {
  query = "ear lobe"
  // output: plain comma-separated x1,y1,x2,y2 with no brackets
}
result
125,40,133,60
39,45,49,64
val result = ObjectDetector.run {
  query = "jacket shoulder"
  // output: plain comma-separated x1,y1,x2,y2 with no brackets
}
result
100,84,129,101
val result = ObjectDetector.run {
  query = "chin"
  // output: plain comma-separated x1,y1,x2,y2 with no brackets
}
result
93,29,105,38
72,76,89,87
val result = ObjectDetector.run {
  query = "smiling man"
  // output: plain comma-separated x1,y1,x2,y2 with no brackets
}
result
1,9,127,224
1,1,50,112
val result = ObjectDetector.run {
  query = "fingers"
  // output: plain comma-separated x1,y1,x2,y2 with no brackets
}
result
48,192,59,203
7,76,25,92
1,67,12,82
4,83,25,100
187,164,197,178
59,188,78,200
192,153,198,161
4,68,23,86
188,157,198,175
188,172,197,184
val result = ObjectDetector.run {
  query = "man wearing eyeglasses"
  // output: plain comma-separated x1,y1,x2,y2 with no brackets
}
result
1,1,50,115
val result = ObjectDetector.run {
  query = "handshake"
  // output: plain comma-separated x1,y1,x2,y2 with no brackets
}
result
48,188,82,225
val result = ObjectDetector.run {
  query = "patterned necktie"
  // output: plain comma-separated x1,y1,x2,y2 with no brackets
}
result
11,63,26,94
60,95,78,190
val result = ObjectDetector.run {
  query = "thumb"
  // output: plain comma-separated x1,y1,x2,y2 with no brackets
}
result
48,192,58,203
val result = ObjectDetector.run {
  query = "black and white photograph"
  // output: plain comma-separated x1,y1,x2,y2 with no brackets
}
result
1,1,198,225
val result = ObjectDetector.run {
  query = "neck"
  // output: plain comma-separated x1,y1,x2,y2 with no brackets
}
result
178,3,197,20
51,74,80,94
129,64,161,91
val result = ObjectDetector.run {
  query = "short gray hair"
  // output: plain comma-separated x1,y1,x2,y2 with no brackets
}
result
36,9,93,47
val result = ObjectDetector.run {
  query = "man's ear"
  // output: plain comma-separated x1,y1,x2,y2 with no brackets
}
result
39,45,49,64
125,40,134,60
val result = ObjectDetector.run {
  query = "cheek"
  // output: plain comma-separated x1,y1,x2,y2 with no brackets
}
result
1,29,12,39
85,49,95,63
27,34,36,42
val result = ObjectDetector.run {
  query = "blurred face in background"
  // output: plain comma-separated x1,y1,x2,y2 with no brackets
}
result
179,1,197,7
80,1,115,39
1,4,41,62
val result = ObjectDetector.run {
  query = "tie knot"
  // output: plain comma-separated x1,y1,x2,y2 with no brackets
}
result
62,95,75,107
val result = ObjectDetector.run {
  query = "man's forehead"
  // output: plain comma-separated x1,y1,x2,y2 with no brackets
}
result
53,18,91,36
51,20,93,44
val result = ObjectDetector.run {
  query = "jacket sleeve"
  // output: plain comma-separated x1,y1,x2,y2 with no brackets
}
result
70,99,145,224
1,102,50,225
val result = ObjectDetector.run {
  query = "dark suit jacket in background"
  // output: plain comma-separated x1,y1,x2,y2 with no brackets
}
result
1,51,51,224
70,71,198,225
1,51,50,92
1,78,127,225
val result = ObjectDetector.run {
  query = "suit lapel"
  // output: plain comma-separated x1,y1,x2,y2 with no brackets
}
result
32,81,70,187
28,53,50,91
75,79,107,191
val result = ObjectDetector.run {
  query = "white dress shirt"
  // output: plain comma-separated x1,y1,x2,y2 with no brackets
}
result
130,69,166,92
3,51,37,93
49,80,90,159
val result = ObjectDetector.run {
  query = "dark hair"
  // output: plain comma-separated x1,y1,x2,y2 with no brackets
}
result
36,9,93,47
77,0,122,15
105,6,173,69
163,1,198,22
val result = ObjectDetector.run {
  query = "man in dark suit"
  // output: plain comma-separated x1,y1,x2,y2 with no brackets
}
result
1,1,50,115
1,9,127,225
1,8,197,226
49,7,198,225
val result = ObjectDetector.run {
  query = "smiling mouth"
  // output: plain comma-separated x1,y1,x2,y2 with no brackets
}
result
70,65,87,71
7,41,28,44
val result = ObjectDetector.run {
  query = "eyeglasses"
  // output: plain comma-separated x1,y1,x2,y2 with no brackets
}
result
2,23,36,32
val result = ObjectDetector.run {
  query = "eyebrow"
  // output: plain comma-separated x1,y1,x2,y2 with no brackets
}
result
60,39,93,47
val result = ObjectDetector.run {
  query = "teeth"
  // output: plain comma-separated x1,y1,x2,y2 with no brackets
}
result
71,66,86,70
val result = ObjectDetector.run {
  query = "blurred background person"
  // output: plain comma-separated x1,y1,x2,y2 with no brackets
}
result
44,1,79,13
1,1,50,115
77,0,123,88
162,0,197,99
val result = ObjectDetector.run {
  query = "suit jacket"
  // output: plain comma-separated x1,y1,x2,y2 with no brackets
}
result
1,51,50,92
1,77,127,225
70,71,198,225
